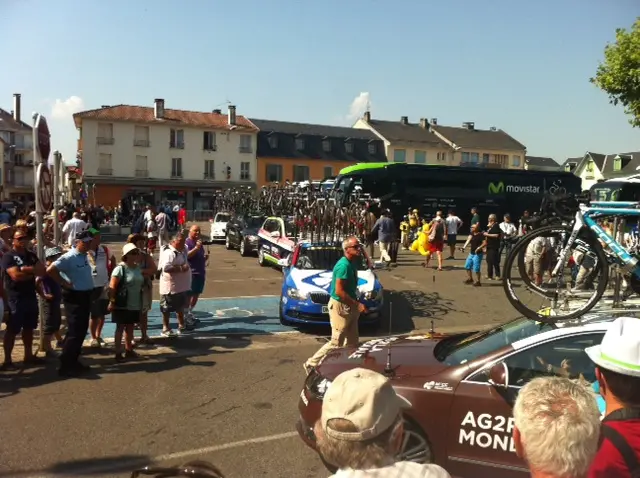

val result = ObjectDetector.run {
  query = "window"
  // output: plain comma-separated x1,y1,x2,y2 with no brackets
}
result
323,166,333,178
512,155,521,167
171,158,182,178
97,123,114,144
495,154,508,167
239,134,252,153
268,136,278,148
98,153,112,175
240,161,250,180
470,152,479,164
204,160,215,179
135,155,148,177
461,152,470,163
322,140,331,152
614,157,622,171
565,162,577,172
14,153,24,165
586,161,594,173
134,126,149,147
295,138,305,150
437,152,448,162
414,151,426,164
203,132,216,151
368,143,376,154
266,164,283,182
170,129,184,149
293,165,310,182
393,149,406,163
482,153,490,164
345,142,354,154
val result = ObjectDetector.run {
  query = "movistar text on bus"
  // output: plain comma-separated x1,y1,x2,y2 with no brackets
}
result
488,182,541,194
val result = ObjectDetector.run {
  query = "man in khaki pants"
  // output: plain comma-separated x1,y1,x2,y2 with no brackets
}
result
304,236,367,373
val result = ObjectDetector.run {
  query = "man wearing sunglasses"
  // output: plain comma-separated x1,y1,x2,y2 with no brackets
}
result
1,230,46,369
304,235,368,373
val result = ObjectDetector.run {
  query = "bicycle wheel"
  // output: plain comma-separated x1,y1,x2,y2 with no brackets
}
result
502,225,608,322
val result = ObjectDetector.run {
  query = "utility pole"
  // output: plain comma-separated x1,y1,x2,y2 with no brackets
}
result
53,151,61,244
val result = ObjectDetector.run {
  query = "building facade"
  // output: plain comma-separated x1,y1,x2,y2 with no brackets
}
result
0,94,35,202
563,151,640,191
73,100,259,209
354,113,527,170
251,119,386,186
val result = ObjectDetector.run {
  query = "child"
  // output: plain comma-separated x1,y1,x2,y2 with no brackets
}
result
36,246,64,356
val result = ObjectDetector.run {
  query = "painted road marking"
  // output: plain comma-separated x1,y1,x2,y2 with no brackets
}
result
99,296,290,339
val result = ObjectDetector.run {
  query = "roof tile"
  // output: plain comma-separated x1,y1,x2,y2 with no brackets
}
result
431,124,526,151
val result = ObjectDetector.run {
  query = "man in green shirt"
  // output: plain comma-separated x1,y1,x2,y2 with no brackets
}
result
304,236,368,373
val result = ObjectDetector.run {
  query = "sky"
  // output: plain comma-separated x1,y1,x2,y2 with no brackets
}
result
1,0,638,165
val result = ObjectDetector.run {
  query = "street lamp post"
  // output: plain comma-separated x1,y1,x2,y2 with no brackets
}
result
53,151,61,244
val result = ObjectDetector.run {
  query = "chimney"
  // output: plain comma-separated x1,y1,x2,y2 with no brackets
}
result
13,94,21,122
430,118,438,125
213,109,221,114
400,116,408,125
419,118,428,129
154,98,165,119
228,105,237,126
462,122,475,130
364,111,371,122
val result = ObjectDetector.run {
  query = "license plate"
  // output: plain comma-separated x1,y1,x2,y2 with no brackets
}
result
322,306,329,314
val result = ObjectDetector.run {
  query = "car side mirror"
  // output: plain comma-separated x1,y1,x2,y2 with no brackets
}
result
488,362,509,388
277,258,289,267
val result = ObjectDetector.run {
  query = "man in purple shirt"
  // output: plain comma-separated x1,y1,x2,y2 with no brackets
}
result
185,225,209,327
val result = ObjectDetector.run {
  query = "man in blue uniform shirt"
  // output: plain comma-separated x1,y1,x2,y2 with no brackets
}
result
47,230,95,377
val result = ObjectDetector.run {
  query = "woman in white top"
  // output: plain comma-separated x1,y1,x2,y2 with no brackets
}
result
498,214,518,261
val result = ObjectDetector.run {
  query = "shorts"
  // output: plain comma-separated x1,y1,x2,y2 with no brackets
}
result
190,274,206,296
148,237,157,250
112,309,141,325
160,291,188,313
447,234,457,246
526,254,543,275
43,300,62,335
465,253,483,273
429,240,444,253
5,298,39,334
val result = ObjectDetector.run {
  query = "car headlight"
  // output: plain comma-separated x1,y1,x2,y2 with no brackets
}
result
365,288,382,301
306,369,332,399
287,288,308,300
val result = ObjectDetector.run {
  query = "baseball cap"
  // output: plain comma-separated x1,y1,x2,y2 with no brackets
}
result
586,317,640,378
75,230,94,242
321,368,411,442
122,243,139,257
88,227,100,235
45,246,64,259
0,224,11,233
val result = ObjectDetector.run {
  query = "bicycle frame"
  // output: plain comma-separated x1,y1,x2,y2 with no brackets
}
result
553,202,640,278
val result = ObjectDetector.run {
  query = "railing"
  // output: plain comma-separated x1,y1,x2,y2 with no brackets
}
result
135,169,149,177
171,172,183,178
14,142,31,150
97,137,115,145
203,173,216,180
240,173,251,180
170,142,185,149
134,139,150,147
239,146,252,153
98,168,113,175
460,162,502,169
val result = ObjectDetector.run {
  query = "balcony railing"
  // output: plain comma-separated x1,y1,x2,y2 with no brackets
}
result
170,142,185,149
134,139,150,147
239,146,252,153
171,172,183,178
98,168,113,175
135,169,149,178
97,137,115,145
460,162,502,169
9,178,34,188
203,173,215,180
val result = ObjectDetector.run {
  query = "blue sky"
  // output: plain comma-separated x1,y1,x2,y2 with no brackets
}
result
2,0,638,165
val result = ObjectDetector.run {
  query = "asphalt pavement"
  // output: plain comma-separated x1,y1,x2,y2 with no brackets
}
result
0,240,519,477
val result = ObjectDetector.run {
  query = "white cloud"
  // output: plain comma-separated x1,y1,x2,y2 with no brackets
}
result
51,96,85,119
347,92,371,121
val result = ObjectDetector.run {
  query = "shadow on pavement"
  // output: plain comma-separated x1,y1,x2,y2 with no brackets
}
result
0,454,151,477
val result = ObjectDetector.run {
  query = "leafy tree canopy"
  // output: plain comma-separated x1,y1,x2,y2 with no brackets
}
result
590,18,640,127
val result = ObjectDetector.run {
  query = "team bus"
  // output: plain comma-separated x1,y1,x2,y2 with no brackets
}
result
332,162,581,233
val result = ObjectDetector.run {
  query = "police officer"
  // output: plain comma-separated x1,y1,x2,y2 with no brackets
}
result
47,230,95,377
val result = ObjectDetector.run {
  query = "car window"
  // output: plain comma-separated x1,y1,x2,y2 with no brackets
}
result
473,333,604,388
436,318,554,366
263,219,278,233
246,216,264,228
215,214,230,223
296,247,368,271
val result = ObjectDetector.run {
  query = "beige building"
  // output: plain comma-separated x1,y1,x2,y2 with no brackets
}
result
354,113,527,169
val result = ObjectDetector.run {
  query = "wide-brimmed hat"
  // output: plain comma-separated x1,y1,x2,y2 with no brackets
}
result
321,368,411,442
122,243,139,257
585,317,640,378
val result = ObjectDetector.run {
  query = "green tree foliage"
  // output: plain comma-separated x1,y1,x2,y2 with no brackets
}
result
590,18,640,127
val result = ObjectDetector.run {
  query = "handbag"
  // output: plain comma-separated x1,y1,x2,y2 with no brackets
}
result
114,264,128,309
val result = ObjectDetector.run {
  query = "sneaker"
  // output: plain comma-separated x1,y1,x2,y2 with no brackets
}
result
124,350,139,359
97,337,106,345
161,329,177,338
464,279,473,285
474,282,482,287
90,339,101,348
186,316,198,327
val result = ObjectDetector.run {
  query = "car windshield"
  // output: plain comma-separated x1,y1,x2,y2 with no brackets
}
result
245,216,264,228
435,317,554,366
296,247,368,271
215,214,230,222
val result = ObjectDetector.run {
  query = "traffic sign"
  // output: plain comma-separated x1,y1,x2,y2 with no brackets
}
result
37,163,52,212
34,114,51,162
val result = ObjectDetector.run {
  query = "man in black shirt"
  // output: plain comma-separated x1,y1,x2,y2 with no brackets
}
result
484,213,502,280
1,229,46,369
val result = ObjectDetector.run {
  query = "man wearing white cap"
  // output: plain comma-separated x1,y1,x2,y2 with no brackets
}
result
314,367,450,477
585,317,640,477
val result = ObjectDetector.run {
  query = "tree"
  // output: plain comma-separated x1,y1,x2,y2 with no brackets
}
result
590,18,640,127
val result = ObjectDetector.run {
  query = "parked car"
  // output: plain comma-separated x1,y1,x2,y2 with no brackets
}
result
297,313,613,477
278,241,383,327
225,213,266,256
257,216,296,267
210,212,231,241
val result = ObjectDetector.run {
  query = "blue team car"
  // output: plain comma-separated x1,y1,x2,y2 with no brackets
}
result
278,242,384,328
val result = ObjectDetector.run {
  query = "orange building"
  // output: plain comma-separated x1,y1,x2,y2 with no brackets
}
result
250,119,386,186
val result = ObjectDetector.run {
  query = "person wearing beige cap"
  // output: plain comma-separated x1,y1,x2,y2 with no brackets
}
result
314,368,451,477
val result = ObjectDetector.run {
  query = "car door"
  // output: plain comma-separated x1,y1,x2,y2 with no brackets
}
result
444,332,605,478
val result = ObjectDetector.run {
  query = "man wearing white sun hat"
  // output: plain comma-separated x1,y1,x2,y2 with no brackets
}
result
585,316,640,477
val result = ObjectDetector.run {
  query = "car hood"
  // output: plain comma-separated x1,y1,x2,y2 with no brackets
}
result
317,333,452,378
288,268,377,294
